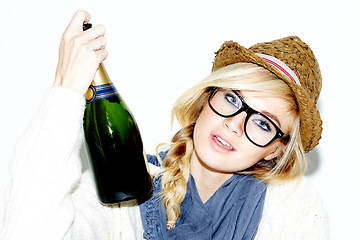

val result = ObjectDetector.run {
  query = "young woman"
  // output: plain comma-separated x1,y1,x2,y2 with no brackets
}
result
0,10,328,239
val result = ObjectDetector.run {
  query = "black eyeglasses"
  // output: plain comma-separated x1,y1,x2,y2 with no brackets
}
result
208,87,286,147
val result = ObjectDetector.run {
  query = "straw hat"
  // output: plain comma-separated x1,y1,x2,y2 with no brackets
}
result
212,36,322,152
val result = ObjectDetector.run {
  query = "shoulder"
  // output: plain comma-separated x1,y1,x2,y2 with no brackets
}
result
255,176,328,239
266,176,320,204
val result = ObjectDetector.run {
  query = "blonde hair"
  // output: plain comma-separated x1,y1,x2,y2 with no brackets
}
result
158,62,306,229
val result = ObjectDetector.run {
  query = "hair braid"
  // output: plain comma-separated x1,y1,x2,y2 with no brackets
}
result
161,124,194,229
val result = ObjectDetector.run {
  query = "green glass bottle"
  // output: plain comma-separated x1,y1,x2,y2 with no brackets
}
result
83,23,152,204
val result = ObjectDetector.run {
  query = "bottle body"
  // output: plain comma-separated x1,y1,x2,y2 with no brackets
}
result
83,64,152,204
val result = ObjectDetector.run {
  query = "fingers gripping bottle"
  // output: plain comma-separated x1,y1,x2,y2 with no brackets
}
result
83,23,152,204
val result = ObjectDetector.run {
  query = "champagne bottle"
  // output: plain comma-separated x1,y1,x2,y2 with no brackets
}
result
83,23,152,204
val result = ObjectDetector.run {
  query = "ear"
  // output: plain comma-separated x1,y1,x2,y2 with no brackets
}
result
264,146,282,161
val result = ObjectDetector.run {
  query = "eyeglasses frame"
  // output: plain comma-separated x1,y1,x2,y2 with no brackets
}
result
208,87,286,147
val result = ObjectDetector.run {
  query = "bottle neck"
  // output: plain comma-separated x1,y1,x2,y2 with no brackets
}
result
93,63,111,85
85,63,118,104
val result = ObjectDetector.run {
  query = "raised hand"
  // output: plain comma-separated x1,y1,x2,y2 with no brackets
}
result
53,10,108,95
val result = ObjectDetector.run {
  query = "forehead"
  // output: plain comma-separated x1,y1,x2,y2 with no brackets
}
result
239,90,295,132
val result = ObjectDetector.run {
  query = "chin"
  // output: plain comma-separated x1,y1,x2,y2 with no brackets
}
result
196,153,234,173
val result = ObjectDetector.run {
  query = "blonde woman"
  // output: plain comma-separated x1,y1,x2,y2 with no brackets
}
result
1,10,327,239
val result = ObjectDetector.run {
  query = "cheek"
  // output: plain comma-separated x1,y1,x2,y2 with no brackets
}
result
192,106,220,159
229,144,279,172
193,106,218,137
250,141,282,163
197,105,215,122
235,147,266,168
193,108,212,146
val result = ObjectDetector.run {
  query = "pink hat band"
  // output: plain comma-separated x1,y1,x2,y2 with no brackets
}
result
255,53,301,86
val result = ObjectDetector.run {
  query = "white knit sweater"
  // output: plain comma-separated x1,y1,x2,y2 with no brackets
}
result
0,87,328,240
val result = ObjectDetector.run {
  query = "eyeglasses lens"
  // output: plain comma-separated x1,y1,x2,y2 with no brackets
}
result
209,88,278,147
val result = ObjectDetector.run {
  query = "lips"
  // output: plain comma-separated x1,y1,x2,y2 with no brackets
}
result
211,134,236,152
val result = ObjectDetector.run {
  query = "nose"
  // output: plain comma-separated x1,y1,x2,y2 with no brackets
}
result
223,112,247,136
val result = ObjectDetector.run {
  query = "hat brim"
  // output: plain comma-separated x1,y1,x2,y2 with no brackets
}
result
211,41,322,152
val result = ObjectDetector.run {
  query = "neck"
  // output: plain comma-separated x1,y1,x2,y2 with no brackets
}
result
190,152,233,203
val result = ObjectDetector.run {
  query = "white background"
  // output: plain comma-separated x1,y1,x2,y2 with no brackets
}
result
0,0,359,239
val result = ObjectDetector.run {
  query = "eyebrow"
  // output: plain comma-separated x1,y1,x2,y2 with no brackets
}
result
261,110,282,128
234,89,283,128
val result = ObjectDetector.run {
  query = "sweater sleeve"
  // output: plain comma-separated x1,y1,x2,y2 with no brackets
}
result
0,87,111,239
255,176,329,240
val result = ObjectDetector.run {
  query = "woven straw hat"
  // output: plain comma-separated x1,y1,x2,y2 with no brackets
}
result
212,36,322,152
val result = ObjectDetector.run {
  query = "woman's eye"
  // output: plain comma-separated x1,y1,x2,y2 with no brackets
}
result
225,93,240,108
252,119,272,132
